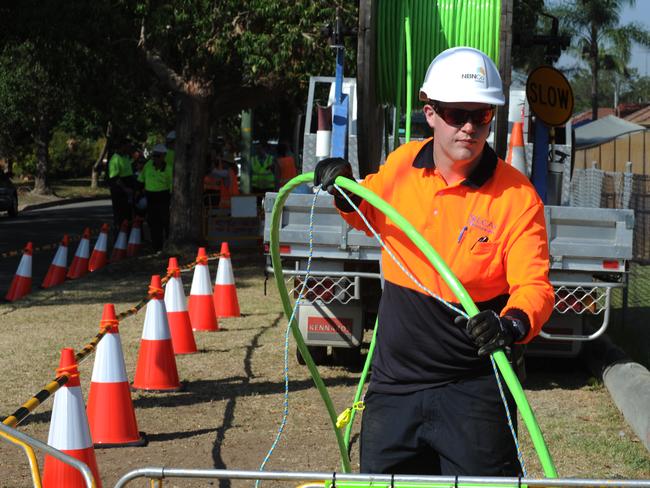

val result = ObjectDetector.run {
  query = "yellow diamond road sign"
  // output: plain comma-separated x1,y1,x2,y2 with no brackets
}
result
526,66,574,127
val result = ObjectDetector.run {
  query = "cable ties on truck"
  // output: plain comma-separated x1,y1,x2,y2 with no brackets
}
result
335,183,527,474
256,189,321,488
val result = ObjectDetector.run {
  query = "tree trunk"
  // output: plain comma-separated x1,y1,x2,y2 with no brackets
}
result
32,121,52,195
91,137,110,189
168,92,210,249
91,123,112,189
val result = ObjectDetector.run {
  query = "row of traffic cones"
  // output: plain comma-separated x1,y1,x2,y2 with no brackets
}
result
42,243,240,487
5,220,143,301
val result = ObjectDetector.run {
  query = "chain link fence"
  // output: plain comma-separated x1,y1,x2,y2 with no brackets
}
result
570,167,650,367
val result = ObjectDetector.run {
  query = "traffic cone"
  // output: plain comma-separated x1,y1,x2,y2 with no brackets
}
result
132,275,181,391
126,218,142,257
212,242,240,318
110,220,129,263
42,235,69,289
67,228,91,279
506,121,528,177
89,223,110,272
42,348,102,488
188,247,219,332
164,257,198,354
5,242,32,301
87,304,146,447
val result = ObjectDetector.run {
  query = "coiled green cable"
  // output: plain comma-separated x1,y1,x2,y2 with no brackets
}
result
376,0,501,112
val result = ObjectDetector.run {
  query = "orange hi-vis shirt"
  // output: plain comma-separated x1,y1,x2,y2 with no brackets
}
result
340,138,554,344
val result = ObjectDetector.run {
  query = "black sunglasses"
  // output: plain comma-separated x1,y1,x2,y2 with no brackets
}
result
430,101,495,127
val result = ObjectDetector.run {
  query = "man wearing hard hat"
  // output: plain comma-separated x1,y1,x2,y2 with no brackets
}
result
138,143,173,251
315,47,554,476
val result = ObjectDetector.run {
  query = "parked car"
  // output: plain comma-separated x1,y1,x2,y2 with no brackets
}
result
0,172,18,216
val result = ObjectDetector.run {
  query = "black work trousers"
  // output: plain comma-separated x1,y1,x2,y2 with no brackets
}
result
110,186,132,231
360,374,520,476
145,190,170,251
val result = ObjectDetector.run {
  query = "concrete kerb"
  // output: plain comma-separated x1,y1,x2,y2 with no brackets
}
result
19,195,110,213
583,335,650,453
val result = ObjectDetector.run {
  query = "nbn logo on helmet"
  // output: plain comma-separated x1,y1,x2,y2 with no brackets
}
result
461,67,486,83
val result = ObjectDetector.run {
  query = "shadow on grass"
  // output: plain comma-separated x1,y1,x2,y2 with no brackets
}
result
522,356,592,391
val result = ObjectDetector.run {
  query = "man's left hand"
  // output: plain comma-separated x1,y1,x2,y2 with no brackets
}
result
455,311,525,357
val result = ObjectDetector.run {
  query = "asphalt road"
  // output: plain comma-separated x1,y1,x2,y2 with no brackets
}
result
0,199,114,293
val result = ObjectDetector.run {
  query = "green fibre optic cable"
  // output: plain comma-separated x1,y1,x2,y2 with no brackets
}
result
404,0,413,143
270,173,558,478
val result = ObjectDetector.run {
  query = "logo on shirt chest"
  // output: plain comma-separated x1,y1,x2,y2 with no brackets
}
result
467,213,496,234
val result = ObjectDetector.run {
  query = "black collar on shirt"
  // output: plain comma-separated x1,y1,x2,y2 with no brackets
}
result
412,138,498,188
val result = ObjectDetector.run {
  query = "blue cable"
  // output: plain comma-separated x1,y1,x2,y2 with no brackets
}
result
256,189,320,487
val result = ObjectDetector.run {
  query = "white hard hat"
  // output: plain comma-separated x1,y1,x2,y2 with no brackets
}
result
152,143,168,154
419,46,505,106
166,130,176,140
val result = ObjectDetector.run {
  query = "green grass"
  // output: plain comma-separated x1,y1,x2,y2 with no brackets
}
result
15,177,109,209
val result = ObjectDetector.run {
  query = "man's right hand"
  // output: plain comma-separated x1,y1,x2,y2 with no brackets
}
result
314,157,353,195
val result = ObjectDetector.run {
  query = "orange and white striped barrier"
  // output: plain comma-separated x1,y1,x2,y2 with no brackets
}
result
132,275,181,391
110,220,129,263
212,242,240,317
188,247,219,332
42,348,102,488
126,218,142,257
5,242,33,302
88,223,109,272
67,228,91,280
164,257,198,354
42,235,69,289
87,304,146,447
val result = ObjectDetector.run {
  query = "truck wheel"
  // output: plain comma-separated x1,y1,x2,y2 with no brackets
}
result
296,345,328,365
333,346,363,370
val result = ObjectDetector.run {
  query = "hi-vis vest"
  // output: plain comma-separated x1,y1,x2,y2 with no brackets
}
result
251,154,275,190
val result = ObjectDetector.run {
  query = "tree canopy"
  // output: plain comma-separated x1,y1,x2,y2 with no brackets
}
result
551,0,650,120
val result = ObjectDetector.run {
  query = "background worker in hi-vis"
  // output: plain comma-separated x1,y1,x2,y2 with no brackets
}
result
315,46,554,476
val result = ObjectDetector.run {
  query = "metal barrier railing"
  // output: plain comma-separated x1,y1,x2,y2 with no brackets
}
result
0,421,95,488
114,467,650,488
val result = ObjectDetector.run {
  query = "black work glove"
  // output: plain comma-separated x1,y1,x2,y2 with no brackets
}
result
455,310,529,357
314,157,353,194
314,157,361,211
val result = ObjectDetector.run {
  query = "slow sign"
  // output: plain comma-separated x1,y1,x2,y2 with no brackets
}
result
526,66,574,126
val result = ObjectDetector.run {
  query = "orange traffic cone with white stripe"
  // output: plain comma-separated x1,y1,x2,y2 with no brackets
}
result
164,257,198,354
89,223,110,272
67,228,91,279
188,247,219,332
126,218,142,257
42,348,102,488
132,275,181,391
42,235,69,289
506,121,528,177
212,242,240,317
5,242,33,301
87,304,146,447
110,220,129,263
